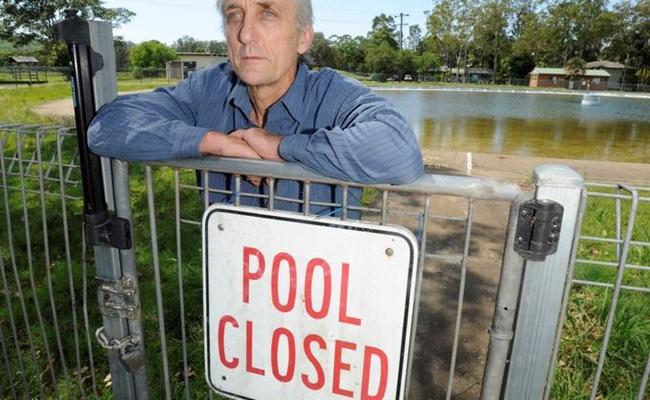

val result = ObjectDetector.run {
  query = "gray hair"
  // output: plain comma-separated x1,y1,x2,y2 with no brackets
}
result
216,0,313,31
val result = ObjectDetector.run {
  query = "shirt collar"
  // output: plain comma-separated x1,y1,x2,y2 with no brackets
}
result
227,63,309,124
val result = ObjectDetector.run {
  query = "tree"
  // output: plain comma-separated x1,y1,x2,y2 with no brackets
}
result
564,56,586,88
309,32,337,68
407,25,423,52
367,14,399,49
332,35,365,71
130,40,177,70
0,1,134,65
473,0,512,83
114,36,134,70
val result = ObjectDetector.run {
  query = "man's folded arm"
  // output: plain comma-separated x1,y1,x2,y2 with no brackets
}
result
279,91,425,185
88,75,209,161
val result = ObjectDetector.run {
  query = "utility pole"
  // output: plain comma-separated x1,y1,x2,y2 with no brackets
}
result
395,12,410,49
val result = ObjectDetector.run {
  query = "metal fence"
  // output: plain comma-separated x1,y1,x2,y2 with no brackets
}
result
2,123,647,399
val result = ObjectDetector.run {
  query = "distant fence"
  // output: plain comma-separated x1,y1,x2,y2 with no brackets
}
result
1,123,649,399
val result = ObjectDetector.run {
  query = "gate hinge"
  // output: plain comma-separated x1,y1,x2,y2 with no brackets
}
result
96,327,145,372
98,277,139,320
85,211,132,250
514,199,564,262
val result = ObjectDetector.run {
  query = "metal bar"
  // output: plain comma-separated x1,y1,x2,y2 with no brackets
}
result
637,352,650,400
1,131,39,398
504,166,585,400
175,170,191,400
145,166,172,400
80,229,99,398
574,259,650,272
15,129,59,397
203,171,210,210
381,190,389,225
446,200,474,399
405,195,431,400
543,191,588,400
151,157,523,201
56,127,91,398
616,193,622,261
113,160,149,398
580,236,650,248
481,193,531,400
0,255,20,400
342,185,349,220
36,129,73,396
304,182,311,216
234,175,241,206
590,187,639,400
267,178,275,211
571,280,650,294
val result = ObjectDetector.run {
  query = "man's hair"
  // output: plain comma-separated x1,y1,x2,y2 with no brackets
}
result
215,0,314,31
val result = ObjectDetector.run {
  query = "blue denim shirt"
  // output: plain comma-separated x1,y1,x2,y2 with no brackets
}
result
88,63,424,214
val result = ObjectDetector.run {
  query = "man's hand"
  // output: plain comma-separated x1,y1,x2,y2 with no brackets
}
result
231,128,284,161
199,131,263,186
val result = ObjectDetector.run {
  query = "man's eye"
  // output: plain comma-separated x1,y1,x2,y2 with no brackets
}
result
262,9,276,18
227,10,243,22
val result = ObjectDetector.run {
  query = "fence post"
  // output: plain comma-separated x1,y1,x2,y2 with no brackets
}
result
55,12,149,399
503,165,585,400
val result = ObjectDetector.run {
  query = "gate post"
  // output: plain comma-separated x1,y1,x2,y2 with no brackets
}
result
55,12,149,399
503,165,585,400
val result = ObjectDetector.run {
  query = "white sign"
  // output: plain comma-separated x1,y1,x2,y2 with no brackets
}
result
203,205,419,400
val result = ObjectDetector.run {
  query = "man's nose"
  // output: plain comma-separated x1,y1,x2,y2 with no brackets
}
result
238,15,257,44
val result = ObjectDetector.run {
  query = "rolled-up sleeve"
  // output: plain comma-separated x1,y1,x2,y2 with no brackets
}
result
279,82,424,185
88,71,210,161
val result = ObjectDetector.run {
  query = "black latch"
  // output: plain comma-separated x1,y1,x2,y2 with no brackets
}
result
85,211,132,250
514,200,564,261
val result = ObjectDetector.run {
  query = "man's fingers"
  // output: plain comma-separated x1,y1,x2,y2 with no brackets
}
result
230,130,245,139
246,175,262,187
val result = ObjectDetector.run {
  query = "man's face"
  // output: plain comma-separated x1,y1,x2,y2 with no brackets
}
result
223,0,313,89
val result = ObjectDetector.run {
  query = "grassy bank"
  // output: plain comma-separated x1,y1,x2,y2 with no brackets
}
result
0,78,176,125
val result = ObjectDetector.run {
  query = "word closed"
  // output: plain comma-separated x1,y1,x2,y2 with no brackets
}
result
204,207,418,400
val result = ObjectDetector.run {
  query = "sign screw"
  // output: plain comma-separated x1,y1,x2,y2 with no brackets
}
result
386,248,394,257
218,224,225,231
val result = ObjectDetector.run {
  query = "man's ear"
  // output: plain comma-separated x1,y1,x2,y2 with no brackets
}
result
298,25,314,55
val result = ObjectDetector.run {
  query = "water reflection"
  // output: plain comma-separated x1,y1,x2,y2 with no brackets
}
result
378,90,650,163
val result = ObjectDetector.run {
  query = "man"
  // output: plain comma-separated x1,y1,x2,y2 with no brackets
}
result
88,0,423,215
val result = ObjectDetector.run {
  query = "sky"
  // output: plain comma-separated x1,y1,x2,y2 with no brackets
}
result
102,0,433,45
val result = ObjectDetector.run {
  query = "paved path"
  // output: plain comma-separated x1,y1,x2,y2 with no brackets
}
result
31,89,153,119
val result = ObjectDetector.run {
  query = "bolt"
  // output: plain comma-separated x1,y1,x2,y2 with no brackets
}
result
517,237,526,244
218,224,225,231
385,248,394,257
521,209,532,218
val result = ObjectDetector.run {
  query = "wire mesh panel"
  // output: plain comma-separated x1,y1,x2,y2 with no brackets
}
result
128,158,528,400
550,183,650,400
0,124,113,399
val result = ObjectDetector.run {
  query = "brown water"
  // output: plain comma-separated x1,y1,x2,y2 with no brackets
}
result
377,90,650,163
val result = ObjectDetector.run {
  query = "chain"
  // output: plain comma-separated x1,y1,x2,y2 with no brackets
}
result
95,327,142,358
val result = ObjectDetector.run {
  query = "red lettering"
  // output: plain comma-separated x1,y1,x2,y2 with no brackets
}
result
271,253,297,313
246,321,265,376
361,346,389,400
217,316,239,369
243,247,265,304
305,258,332,320
271,328,296,383
333,340,356,398
301,334,326,390
339,263,361,326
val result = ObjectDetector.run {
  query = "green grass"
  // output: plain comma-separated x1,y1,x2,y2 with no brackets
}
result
551,187,650,400
0,78,178,125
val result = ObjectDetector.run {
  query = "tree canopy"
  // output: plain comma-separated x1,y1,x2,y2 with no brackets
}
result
129,40,177,69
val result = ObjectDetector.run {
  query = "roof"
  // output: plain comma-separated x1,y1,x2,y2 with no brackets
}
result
531,67,611,78
585,61,625,69
177,52,227,57
10,56,39,63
